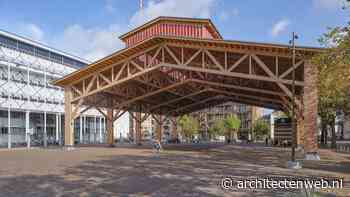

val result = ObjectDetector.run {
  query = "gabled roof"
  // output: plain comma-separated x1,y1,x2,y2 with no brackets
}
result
53,35,323,87
119,16,223,41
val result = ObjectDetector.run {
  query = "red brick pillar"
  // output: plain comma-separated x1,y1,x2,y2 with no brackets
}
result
303,60,319,159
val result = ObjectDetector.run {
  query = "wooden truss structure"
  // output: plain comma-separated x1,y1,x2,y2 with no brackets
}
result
54,35,321,153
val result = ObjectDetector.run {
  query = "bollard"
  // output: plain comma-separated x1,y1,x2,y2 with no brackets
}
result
27,133,31,149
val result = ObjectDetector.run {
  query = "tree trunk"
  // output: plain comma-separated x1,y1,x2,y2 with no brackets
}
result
321,122,326,145
325,125,328,145
331,120,337,149
233,131,237,143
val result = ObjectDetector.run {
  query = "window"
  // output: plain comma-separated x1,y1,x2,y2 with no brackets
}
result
63,57,76,67
0,35,17,49
18,42,34,55
51,52,62,64
1,128,8,135
36,48,50,59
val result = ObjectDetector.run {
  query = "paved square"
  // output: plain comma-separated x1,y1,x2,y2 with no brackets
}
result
0,144,349,197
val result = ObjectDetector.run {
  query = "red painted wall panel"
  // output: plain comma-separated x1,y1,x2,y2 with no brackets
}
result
125,22,215,47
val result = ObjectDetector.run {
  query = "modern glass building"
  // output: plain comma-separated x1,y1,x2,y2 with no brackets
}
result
0,29,107,148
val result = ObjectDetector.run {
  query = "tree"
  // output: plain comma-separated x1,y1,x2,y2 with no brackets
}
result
178,115,199,141
223,114,241,143
252,119,270,140
208,119,226,139
313,20,350,148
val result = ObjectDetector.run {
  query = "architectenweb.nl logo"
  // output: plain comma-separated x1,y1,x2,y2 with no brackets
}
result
221,176,343,191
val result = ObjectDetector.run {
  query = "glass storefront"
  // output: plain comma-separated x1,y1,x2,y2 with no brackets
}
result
0,109,106,147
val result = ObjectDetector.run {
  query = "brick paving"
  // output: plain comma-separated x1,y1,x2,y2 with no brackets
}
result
0,144,349,197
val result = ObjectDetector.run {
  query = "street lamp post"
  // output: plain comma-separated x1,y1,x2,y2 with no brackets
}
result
291,32,297,162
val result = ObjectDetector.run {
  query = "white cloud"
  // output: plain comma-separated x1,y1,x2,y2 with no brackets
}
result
52,24,124,61
270,19,290,37
130,0,217,27
218,8,239,21
312,0,346,10
58,0,218,61
105,0,115,13
23,23,45,42
11,0,220,62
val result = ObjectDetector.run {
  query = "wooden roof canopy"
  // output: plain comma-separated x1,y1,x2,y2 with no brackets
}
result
54,16,323,116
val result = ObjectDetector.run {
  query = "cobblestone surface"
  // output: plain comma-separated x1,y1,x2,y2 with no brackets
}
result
0,144,348,197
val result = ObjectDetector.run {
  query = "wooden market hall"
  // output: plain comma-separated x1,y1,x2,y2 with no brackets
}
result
54,17,321,156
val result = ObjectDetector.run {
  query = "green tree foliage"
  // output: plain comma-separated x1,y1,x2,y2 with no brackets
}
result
224,114,241,142
178,115,199,140
313,18,350,148
208,119,226,139
252,119,270,140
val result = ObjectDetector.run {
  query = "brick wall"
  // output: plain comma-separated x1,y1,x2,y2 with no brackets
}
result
303,60,318,153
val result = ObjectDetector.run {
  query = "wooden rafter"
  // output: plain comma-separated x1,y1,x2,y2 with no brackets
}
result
279,60,304,79
58,40,314,117
210,89,283,105
149,88,210,111
112,80,190,110
251,54,302,109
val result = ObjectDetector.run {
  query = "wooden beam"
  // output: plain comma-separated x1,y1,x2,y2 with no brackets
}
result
113,110,127,122
134,78,193,101
220,96,282,110
72,98,84,119
210,88,283,105
95,106,108,118
163,63,304,86
98,73,112,84
185,49,202,65
164,45,181,65
191,79,285,96
72,64,162,102
168,95,224,114
112,80,190,110
251,54,302,109
85,75,97,93
204,49,224,71
71,85,82,96
130,60,144,71
279,60,304,79
148,46,162,67
149,88,210,111
115,62,128,81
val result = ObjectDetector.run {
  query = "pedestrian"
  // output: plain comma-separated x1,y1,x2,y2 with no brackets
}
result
152,139,162,157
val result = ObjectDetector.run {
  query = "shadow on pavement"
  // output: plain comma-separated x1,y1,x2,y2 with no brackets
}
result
0,144,348,197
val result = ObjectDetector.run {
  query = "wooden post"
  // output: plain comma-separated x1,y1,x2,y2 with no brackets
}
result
64,86,74,147
171,117,178,141
135,112,142,145
129,112,134,143
156,115,163,142
107,109,114,146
